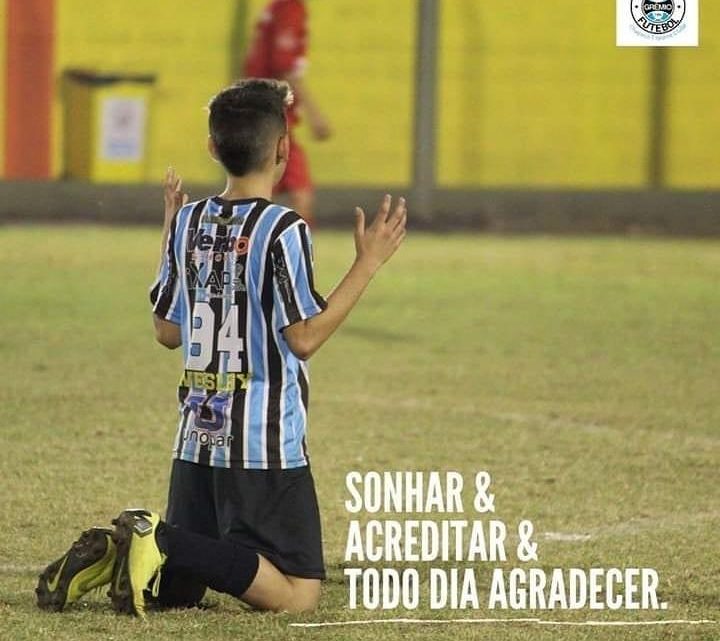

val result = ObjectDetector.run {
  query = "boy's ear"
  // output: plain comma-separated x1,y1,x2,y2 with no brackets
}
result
276,133,290,165
208,135,220,162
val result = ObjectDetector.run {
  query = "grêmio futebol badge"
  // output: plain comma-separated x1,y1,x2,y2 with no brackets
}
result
617,0,699,46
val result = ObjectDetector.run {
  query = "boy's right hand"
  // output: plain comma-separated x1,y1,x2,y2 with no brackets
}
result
163,167,188,229
353,195,408,275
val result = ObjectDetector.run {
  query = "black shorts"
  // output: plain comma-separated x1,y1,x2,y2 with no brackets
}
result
165,459,325,580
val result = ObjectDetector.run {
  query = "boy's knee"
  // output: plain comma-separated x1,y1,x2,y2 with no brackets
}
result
240,560,321,613
285,589,320,613
282,578,321,613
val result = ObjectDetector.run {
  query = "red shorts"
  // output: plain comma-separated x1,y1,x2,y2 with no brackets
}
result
275,137,313,195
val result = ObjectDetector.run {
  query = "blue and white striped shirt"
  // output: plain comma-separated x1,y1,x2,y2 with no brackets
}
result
150,197,326,469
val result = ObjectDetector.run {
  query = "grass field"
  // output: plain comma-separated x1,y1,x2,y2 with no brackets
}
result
0,225,718,641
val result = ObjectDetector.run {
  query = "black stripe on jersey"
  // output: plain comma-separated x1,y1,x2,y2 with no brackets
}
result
149,280,161,306
270,214,316,326
298,365,310,461
298,224,328,309
151,212,180,315
177,405,190,449
261,253,283,466
229,201,267,466
268,211,302,246
298,363,309,415
149,214,174,305
271,242,302,325
184,200,207,315
207,223,229,373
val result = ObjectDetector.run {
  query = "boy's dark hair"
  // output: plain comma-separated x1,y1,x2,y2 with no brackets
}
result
208,79,290,177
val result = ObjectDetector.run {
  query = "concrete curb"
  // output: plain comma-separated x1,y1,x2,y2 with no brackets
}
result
0,181,718,236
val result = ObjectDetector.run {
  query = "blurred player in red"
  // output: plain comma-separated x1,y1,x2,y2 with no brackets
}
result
244,0,332,225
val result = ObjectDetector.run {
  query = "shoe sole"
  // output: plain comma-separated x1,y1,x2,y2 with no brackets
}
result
109,513,136,616
36,528,111,612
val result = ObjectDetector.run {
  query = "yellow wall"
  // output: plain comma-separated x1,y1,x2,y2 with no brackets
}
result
666,2,720,187
25,0,720,188
0,0,6,174
438,1,651,187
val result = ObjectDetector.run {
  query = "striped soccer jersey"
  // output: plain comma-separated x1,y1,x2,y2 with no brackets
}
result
150,197,327,469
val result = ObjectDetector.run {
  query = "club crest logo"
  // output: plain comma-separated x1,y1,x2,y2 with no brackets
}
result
631,0,686,35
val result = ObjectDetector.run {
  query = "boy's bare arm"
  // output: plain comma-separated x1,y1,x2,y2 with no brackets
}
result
283,195,407,360
153,168,187,349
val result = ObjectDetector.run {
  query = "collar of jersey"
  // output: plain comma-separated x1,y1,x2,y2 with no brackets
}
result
211,196,271,206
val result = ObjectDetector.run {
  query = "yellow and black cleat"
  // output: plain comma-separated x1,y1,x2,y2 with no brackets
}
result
36,527,116,611
109,509,166,619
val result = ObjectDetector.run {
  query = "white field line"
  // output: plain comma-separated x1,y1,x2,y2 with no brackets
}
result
290,617,718,629
316,393,720,449
489,411,720,450
0,564,43,574
541,509,720,542
542,532,592,542
589,510,720,538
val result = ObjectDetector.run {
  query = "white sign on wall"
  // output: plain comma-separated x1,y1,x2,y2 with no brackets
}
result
100,97,147,161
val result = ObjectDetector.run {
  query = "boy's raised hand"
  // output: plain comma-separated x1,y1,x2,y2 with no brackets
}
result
284,195,408,360
158,167,189,258
163,167,188,229
353,195,408,274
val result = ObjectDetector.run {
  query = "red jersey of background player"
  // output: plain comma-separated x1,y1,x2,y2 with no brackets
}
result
244,0,331,222
244,0,307,128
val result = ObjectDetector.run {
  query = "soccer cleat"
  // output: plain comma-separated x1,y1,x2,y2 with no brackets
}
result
36,527,116,612
109,509,166,619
